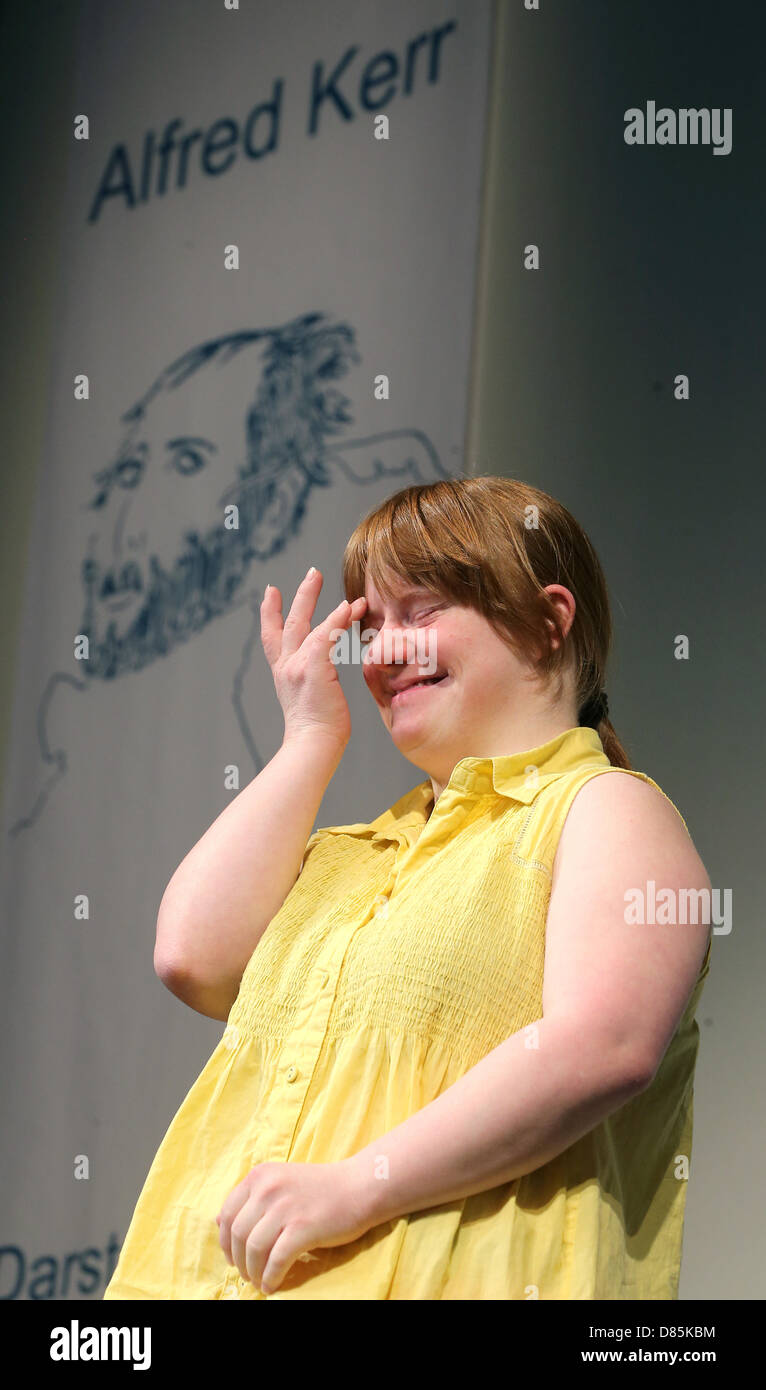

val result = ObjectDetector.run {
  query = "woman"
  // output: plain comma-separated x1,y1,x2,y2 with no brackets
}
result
103,475,712,1301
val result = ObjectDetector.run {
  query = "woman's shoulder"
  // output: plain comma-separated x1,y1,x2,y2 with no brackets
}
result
542,766,713,1079
551,765,710,893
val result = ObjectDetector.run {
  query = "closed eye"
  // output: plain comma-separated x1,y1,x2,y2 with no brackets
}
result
364,595,445,630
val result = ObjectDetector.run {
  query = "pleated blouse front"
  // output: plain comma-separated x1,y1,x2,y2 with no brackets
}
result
103,725,711,1301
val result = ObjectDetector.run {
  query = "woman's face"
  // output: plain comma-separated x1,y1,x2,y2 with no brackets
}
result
359,569,575,784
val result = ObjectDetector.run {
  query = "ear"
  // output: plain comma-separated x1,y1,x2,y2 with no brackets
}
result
541,585,576,650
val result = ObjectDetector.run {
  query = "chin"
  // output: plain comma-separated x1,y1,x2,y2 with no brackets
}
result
388,725,441,759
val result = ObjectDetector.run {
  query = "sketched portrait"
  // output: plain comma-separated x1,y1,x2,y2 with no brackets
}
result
10,311,449,835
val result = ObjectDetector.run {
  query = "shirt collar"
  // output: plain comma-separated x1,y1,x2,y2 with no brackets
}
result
316,726,610,844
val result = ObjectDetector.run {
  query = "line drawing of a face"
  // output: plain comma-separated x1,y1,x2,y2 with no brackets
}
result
79,313,362,679
9,310,451,837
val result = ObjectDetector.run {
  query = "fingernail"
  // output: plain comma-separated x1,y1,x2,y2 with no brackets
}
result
264,585,271,594
307,566,317,577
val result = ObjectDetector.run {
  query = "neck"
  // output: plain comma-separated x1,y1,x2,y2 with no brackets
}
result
427,712,580,805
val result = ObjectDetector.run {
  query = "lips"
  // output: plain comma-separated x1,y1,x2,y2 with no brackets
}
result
389,673,448,702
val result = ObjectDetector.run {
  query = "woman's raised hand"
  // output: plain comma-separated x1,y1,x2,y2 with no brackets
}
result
260,568,367,753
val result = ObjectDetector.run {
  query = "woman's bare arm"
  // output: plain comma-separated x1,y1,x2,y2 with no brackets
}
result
543,769,713,1073
154,731,346,1020
154,569,368,1020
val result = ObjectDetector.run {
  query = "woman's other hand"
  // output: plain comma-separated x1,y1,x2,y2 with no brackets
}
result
215,1158,374,1294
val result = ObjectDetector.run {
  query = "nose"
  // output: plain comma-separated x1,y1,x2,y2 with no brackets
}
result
363,623,408,671
111,496,149,562
111,496,132,557
363,622,435,674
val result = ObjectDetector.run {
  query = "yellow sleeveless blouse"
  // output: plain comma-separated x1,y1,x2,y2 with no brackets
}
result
103,725,711,1300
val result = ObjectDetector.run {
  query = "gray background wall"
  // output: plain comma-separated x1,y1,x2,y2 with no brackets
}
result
0,0,76,796
465,0,764,1299
2,0,762,1299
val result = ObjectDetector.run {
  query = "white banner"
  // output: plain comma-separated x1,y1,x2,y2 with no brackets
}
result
0,0,492,1300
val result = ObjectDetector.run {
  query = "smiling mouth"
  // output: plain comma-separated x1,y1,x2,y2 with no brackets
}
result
390,674,449,703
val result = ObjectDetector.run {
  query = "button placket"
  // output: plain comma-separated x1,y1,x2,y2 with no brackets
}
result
267,937,349,1158
266,876,397,1161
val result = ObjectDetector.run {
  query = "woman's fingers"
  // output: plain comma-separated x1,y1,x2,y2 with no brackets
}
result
259,576,368,747
278,568,326,659
311,594,368,649
259,583,284,669
261,572,367,666
260,569,320,666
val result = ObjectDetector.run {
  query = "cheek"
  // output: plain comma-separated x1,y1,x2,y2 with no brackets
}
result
454,654,498,700
361,658,382,696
